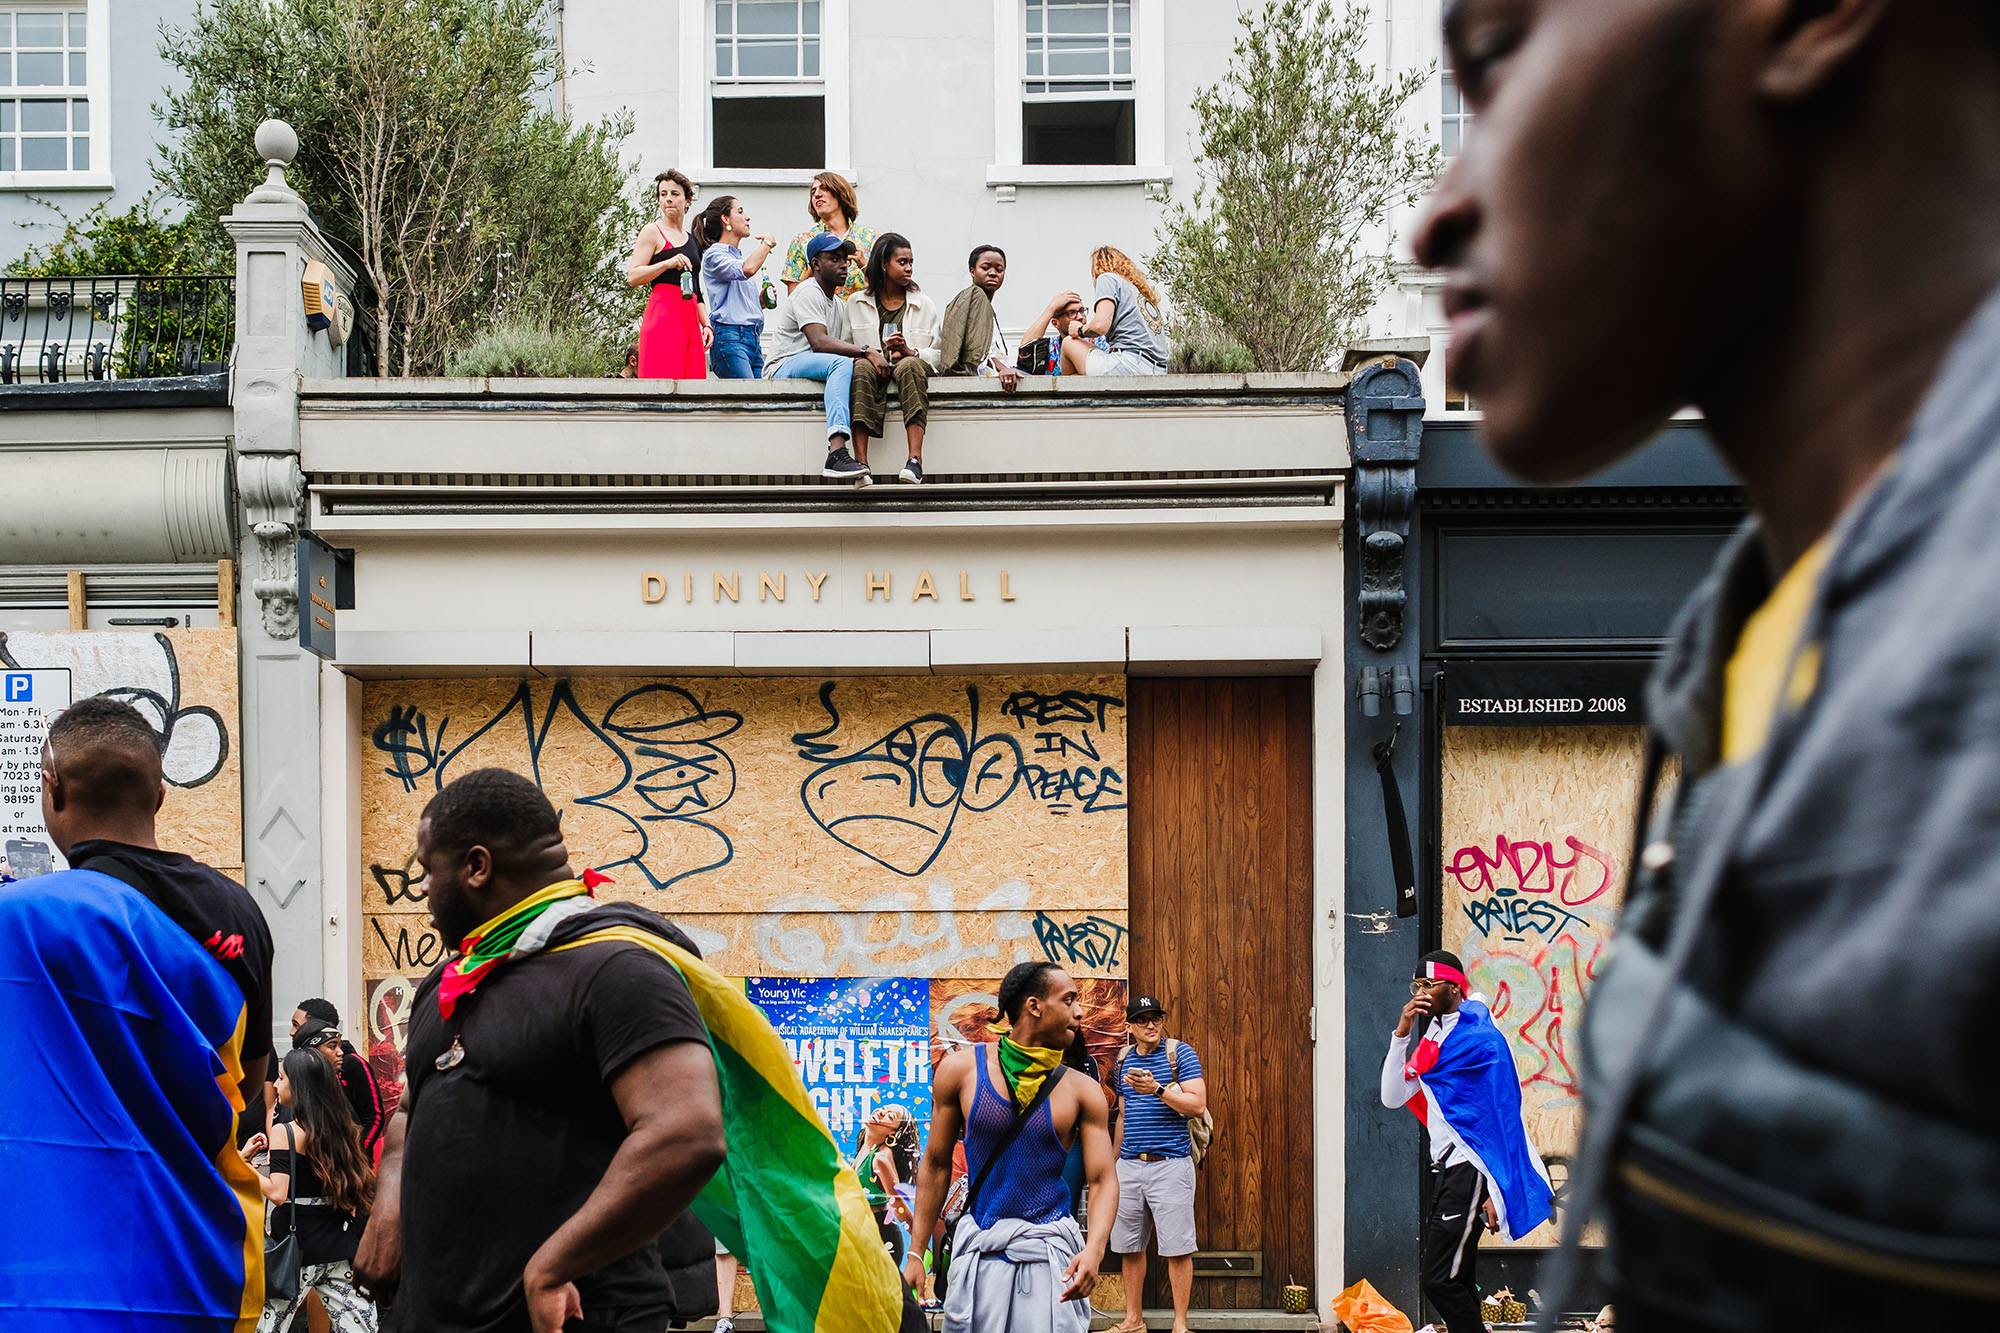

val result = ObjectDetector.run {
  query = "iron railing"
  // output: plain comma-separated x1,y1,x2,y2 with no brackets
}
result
0,274,234,384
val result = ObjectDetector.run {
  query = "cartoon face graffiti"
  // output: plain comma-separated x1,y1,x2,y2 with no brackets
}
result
794,683,1023,876
0,630,227,788
604,685,742,821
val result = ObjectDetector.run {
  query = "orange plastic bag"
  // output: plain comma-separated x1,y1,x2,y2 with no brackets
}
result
1331,1278,1416,1333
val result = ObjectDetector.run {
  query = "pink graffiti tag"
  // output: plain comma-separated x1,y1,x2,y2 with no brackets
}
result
1446,834,1616,907
1479,931,1607,1100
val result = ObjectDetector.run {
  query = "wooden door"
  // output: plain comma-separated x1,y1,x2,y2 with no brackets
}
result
1127,677,1315,1310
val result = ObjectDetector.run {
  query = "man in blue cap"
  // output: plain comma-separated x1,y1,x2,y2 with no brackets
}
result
765,230,884,486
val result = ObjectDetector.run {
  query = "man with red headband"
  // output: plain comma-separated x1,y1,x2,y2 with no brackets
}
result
1382,950,1552,1333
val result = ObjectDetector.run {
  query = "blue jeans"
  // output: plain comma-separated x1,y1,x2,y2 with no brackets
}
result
775,349,853,441
709,322,764,379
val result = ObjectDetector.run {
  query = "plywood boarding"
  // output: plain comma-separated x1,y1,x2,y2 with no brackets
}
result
1128,678,1314,1310
360,675,1128,1004
1440,724,1656,1248
0,628,243,875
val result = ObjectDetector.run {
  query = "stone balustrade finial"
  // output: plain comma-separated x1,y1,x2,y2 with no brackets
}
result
246,118,303,205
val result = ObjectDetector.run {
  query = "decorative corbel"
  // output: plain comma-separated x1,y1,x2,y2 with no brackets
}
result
1347,356,1426,651
238,450,304,638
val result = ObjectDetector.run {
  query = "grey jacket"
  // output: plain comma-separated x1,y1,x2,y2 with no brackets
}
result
942,1214,1090,1333
1578,281,2000,1318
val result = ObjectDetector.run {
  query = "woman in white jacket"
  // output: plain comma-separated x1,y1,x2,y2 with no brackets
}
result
846,232,943,484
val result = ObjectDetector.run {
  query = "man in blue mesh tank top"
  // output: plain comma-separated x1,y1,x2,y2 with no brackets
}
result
904,962,1117,1333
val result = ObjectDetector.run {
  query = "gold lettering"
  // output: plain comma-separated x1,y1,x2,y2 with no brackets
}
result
866,570,891,602
806,570,830,602
683,573,694,604
1000,570,1016,602
714,571,740,603
641,572,667,604
759,571,787,602
959,569,975,602
912,570,939,602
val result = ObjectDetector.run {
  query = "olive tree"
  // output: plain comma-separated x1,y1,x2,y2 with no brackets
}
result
1151,0,1440,372
157,0,646,375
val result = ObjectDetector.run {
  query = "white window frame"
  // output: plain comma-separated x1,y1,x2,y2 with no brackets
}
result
678,0,850,189
1440,69,1469,160
988,0,1169,190
0,0,111,191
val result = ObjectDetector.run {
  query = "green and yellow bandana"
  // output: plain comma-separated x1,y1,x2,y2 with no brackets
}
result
436,878,593,1017
996,1035,1065,1112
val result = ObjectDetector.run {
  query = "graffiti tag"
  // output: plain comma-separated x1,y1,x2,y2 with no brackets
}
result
1034,911,1127,970
1446,834,1615,907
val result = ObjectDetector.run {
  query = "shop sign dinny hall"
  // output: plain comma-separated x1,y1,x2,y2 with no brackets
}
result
639,568,1020,605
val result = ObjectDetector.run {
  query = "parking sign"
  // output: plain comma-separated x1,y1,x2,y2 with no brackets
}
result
1,667,72,879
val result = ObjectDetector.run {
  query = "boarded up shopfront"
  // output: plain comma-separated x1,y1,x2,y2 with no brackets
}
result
358,673,1133,1137
352,670,1317,1313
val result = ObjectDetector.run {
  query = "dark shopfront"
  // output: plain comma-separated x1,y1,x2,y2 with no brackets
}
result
1342,399,1742,1321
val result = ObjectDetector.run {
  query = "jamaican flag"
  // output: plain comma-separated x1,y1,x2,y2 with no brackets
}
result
540,899,905,1333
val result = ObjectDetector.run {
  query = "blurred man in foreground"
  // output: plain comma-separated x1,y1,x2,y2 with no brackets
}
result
1414,0,2000,1327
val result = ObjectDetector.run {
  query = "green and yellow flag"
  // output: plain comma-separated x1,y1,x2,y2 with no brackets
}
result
544,907,905,1333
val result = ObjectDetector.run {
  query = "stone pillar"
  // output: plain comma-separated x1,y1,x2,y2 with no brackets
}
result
222,120,358,1037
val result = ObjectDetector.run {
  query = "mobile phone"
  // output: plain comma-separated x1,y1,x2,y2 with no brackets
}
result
5,838,55,878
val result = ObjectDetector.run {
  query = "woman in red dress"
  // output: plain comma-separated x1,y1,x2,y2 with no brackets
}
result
627,169,712,378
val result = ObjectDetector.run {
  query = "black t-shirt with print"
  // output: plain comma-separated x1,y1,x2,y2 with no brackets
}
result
397,940,712,1332
67,838,275,1066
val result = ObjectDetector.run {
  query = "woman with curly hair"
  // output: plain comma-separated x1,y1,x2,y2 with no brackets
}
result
1068,244,1167,376
780,171,877,297
626,169,712,378
241,1050,378,1332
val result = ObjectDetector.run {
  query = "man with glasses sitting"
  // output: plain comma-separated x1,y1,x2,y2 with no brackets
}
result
1014,292,1105,375
1382,952,1553,1333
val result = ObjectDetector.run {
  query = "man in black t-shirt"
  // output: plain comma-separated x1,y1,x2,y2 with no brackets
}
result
42,695,275,1101
354,768,727,1333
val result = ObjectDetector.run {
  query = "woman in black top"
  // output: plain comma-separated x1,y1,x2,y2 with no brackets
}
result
242,1050,379,1332
626,168,712,378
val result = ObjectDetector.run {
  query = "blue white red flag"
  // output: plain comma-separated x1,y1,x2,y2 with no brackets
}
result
1403,997,1555,1240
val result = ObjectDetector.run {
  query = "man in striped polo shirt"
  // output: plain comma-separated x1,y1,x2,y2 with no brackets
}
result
1110,995,1207,1333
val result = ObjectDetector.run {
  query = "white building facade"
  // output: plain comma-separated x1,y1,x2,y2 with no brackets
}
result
563,0,1238,343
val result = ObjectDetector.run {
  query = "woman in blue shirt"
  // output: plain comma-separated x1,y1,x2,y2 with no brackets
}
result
697,196,779,379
